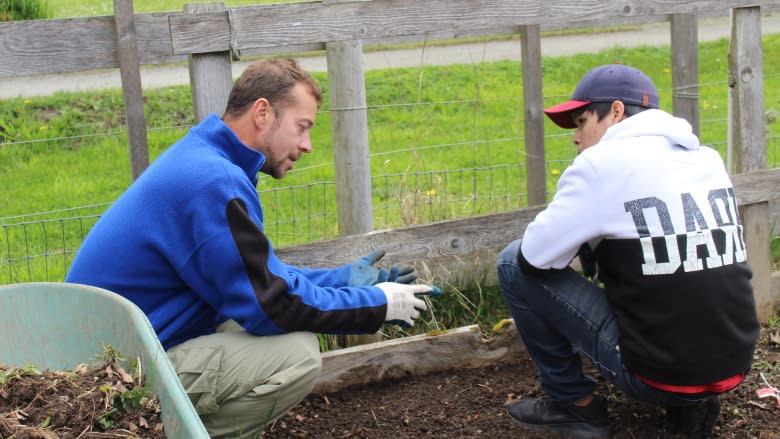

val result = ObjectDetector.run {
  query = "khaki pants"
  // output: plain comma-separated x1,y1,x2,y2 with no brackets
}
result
166,321,322,438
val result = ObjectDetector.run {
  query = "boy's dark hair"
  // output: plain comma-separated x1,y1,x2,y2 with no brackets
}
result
571,102,650,123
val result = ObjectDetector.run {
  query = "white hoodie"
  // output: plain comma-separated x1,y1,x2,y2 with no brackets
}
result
519,109,758,385
523,109,740,270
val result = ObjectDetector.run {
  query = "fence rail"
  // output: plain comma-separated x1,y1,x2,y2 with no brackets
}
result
3,3,777,79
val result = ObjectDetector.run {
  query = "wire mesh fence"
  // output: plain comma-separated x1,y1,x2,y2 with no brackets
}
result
2,34,780,285
0,206,106,284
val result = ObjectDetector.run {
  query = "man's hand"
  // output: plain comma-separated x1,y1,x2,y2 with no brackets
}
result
376,282,441,327
348,249,417,286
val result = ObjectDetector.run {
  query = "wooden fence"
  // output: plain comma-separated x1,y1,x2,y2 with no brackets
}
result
0,0,778,320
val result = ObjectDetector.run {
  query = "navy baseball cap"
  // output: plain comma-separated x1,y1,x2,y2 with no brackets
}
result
544,64,659,129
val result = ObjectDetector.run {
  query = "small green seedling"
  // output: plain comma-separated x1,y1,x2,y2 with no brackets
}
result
95,342,125,364
0,363,42,385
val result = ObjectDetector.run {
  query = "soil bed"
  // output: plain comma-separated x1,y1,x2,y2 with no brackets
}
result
261,324,780,439
1,325,778,439
0,360,165,439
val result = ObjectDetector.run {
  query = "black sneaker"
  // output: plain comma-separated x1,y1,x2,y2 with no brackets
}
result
507,395,610,439
664,396,720,439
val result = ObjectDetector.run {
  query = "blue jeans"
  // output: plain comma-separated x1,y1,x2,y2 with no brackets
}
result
496,239,714,407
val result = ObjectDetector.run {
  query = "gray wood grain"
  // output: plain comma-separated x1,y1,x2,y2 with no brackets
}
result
729,7,767,173
169,0,780,54
670,13,700,135
2,3,779,77
185,3,233,122
313,323,524,394
326,33,374,236
276,206,544,267
114,0,149,180
520,24,546,207
729,6,772,321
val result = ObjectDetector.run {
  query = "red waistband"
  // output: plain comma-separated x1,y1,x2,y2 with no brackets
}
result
636,373,744,394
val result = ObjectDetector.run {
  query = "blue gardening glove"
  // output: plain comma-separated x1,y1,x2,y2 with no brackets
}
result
348,249,417,286
376,282,442,327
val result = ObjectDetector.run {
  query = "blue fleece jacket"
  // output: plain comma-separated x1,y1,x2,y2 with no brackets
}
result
66,113,387,349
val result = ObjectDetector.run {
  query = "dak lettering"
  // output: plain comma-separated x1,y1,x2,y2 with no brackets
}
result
624,189,747,276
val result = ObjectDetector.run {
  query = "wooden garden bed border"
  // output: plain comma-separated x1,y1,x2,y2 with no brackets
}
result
315,267,780,394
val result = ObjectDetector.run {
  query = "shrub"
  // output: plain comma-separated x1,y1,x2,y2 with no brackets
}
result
0,0,49,21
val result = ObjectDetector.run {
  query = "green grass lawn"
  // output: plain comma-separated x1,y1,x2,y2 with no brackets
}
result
3,35,779,224
49,0,302,18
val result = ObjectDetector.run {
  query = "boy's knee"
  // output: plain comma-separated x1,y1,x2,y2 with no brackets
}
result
497,239,522,267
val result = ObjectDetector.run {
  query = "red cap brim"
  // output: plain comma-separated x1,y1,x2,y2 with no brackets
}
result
543,100,591,129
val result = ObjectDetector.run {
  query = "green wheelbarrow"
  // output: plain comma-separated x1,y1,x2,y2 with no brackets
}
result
0,282,209,438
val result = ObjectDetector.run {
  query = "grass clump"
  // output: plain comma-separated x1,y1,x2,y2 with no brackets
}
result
0,0,49,21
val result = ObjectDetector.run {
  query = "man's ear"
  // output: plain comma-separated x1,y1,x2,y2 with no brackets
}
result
252,98,272,128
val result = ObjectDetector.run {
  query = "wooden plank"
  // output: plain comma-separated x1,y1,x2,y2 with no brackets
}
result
325,0,377,346
731,168,780,206
185,3,233,122
729,7,767,172
741,203,774,320
0,17,119,77
156,4,780,58
3,3,780,78
326,40,374,235
520,24,546,206
114,0,149,180
134,12,189,65
0,13,186,77
317,266,780,391
169,0,780,55
276,206,543,267
729,6,772,322
670,13,700,135
312,322,524,394
325,28,374,236
319,270,780,393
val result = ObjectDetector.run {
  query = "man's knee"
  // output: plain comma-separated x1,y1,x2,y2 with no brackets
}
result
292,331,323,383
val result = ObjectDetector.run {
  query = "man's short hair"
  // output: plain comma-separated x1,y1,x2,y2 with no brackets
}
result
224,58,323,119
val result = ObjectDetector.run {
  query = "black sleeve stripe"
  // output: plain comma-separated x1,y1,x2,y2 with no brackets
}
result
225,198,384,333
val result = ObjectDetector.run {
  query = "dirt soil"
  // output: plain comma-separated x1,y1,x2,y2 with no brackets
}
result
0,360,165,439
261,325,780,439
1,325,778,439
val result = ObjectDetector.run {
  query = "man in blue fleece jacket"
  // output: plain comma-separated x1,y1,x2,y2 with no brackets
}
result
67,58,438,438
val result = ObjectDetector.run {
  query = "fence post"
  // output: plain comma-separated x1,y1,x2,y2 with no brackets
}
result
324,0,376,346
185,2,233,122
113,0,149,179
325,40,373,236
520,25,546,206
670,13,700,136
728,6,772,322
